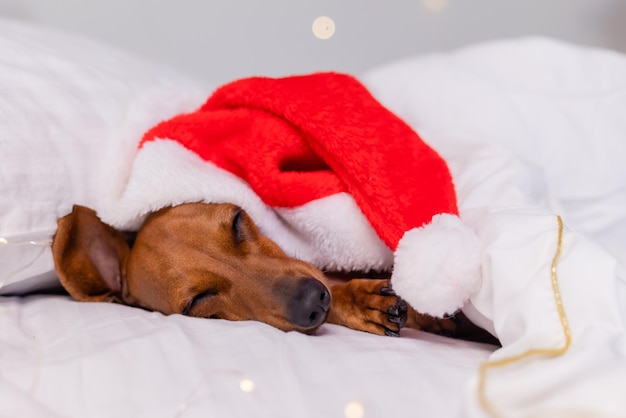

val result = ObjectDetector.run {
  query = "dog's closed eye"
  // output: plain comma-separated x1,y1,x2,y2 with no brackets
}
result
183,289,217,316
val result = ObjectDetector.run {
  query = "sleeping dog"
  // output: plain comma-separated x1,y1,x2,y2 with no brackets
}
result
52,203,466,337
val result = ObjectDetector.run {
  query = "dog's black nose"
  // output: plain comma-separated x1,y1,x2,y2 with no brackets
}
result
287,277,331,329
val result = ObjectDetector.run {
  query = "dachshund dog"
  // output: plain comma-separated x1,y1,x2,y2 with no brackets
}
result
53,203,493,341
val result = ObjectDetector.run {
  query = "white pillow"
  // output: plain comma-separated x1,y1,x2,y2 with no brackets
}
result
0,18,211,294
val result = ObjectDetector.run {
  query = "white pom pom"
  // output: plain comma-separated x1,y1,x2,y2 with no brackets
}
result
391,214,482,317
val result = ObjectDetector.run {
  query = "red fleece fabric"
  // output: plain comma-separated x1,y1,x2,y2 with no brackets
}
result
141,72,458,251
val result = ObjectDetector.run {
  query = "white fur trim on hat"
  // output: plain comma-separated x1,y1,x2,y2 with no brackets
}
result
391,213,483,317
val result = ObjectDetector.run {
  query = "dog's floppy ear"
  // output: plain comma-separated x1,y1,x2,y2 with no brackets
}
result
52,205,131,304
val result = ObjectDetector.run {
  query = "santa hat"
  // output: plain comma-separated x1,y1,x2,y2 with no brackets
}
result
132,72,482,317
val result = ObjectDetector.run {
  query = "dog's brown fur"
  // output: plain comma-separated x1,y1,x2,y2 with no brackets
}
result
52,203,495,342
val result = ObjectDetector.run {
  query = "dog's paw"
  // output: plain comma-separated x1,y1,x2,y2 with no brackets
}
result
327,279,408,336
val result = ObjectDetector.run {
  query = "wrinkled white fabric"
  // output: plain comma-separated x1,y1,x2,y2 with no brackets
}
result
0,295,492,418
363,37,626,417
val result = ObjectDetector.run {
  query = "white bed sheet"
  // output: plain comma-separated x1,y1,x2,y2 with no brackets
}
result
0,294,493,418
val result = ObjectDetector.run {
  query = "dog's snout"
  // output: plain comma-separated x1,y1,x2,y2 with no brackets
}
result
287,277,331,329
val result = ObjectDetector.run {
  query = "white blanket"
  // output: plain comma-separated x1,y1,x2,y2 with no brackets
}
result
363,37,626,417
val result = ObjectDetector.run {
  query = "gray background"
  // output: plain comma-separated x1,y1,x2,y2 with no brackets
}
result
1,0,625,84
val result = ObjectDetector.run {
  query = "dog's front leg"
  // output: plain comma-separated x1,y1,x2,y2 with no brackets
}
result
325,278,407,337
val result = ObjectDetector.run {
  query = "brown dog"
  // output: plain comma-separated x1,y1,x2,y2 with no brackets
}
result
52,203,477,338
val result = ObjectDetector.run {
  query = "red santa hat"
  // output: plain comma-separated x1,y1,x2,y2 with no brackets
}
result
134,72,482,317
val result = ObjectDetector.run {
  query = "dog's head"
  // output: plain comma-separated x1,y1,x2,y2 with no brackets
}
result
52,203,331,333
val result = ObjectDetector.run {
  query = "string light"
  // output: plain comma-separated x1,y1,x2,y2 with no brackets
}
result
421,0,448,13
239,378,255,393
175,370,254,417
345,400,365,418
0,237,52,246
312,16,335,40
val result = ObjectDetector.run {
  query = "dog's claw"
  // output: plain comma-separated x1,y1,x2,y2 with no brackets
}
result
384,329,401,337
380,287,396,296
398,299,408,313
389,314,408,328
386,298,409,329
399,315,408,328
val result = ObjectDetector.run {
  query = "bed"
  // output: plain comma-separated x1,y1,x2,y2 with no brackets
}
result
1,18,625,418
